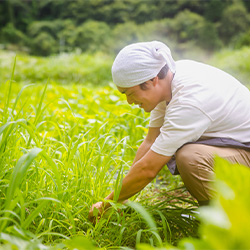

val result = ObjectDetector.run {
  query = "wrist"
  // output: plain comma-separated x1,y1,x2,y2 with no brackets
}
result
103,200,111,210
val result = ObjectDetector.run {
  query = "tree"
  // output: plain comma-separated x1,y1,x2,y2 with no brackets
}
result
36,0,66,20
0,1,9,29
234,29,250,49
168,10,205,43
197,21,222,50
1,23,28,45
218,2,250,44
27,20,63,39
72,20,111,53
204,0,232,22
31,32,57,56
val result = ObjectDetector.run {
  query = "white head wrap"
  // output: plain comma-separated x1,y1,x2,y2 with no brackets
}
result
112,41,176,88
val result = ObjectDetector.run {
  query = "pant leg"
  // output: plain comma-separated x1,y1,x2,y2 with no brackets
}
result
175,144,250,204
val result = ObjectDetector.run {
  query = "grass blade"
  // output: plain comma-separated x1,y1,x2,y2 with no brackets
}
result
22,200,49,229
34,80,49,126
113,165,124,202
3,56,16,124
12,84,35,117
27,79,49,147
40,151,62,198
127,202,162,247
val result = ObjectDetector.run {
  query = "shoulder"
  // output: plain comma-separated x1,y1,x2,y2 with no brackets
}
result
175,59,214,73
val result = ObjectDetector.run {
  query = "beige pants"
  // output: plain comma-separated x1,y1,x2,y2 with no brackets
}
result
175,144,250,204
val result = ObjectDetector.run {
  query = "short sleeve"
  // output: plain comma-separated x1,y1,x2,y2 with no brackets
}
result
150,104,212,156
149,101,167,127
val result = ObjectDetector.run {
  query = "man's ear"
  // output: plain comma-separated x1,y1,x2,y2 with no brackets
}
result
152,76,159,86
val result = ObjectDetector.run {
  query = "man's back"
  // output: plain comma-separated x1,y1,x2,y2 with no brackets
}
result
150,60,250,157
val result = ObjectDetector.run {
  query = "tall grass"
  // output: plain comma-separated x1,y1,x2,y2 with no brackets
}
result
1,47,250,249
0,66,198,249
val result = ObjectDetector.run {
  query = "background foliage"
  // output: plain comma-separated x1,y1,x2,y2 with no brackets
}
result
0,57,198,248
0,45,250,249
1,0,250,56
1,0,250,249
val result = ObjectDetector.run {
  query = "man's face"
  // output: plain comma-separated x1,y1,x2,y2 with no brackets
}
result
117,80,160,112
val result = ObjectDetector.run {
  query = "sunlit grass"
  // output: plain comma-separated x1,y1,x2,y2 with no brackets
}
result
3,46,250,249
0,72,199,249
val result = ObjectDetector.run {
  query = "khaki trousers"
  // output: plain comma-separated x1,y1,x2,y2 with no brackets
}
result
175,144,250,204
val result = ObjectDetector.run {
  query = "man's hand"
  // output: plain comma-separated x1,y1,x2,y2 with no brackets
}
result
89,201,112,224
88,201,105,224
88,150,171,224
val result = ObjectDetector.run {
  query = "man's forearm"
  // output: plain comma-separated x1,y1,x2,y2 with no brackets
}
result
105,162,154,202
132,127,160,166
103,144,155,210
105,150,171,204
132,140,152,165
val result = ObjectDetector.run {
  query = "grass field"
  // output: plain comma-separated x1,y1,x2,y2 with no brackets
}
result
0,48,250,249
0,55,198,249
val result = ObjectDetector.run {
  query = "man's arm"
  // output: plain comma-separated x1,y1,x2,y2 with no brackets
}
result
89,147,172,222
106,149,171,201
132,127,161,165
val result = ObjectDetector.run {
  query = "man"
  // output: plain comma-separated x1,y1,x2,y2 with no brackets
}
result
89,41,250,222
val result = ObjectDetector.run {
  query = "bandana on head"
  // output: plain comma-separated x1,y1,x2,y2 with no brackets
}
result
112,41,176,88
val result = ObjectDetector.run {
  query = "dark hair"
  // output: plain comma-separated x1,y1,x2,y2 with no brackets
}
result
139,64,169,90
157,64,169,79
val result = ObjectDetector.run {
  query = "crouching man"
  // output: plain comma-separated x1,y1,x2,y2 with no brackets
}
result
89,41,250,222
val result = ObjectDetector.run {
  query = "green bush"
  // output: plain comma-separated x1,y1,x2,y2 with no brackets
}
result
72,20,111,53
27,20,63,38
57,19,77,52
28,19,78,55
31,32,57,56
111,21,141,53
166,10,222,51
218,2,250,44
195,21,222,51
169,10,205,43
234,29,250,49
1,23,28,45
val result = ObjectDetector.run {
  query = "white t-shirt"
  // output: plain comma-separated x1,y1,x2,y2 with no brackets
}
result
150,60,250,156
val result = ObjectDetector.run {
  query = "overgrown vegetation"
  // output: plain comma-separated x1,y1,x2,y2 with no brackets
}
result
0,58,198,249
0,51,113,85
1,45,250,87
0,47,250,249
1,0,250,56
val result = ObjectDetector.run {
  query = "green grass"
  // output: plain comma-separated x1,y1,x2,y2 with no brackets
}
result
0,50,113,85
0,74,197,249
1,47,250,249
